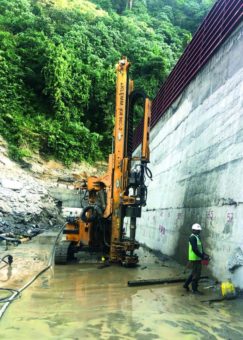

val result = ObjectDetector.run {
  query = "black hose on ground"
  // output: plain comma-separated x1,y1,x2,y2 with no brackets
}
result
0,288,20,302
127,276,209,287
0,255,13,266
0,223,66,320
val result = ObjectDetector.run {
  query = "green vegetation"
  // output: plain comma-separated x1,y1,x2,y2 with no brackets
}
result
0,0,214,165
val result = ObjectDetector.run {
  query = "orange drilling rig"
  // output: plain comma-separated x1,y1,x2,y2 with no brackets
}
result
55,57,152,266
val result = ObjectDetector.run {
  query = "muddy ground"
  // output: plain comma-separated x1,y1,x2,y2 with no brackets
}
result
0,234,243,340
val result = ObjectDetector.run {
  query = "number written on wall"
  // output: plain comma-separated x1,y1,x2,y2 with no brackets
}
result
159,225,166,235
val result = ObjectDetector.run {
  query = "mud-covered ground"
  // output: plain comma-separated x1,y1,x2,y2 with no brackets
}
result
0,233,243,340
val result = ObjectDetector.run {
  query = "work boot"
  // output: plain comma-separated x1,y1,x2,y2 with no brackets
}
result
183,284,190,292
191,280,198,292
184,274,193,288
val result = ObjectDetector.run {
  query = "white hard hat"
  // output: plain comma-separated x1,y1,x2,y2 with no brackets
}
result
192,223,202,230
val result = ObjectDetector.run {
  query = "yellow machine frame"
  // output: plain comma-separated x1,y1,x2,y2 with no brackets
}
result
55,57,151,266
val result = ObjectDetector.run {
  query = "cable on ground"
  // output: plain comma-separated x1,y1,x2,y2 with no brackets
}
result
0,224,66,320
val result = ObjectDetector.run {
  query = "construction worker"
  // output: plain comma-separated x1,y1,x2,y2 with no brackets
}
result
183,223,209,294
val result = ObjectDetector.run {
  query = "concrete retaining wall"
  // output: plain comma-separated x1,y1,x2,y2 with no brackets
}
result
135,23,243,287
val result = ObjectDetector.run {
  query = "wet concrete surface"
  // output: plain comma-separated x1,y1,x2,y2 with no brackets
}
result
0,234,243,339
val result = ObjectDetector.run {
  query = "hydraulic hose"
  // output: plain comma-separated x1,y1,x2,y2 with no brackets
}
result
144,164,153,180
0,223,66,320
81,205,103,223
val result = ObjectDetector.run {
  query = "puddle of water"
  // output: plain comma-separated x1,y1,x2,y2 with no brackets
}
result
0,240,243,339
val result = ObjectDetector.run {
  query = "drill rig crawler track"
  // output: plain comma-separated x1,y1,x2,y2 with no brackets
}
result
54,241,76,264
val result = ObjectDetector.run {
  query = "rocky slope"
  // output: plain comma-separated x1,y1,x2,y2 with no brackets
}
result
0,137,105,241
0,139,61,240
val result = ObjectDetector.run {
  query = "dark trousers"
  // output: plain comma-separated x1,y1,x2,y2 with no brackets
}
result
184,260,202,291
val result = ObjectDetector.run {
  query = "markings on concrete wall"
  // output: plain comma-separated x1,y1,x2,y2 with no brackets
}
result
152,215,156,225
159,225,166,236
207,210,214,220
214,244,231,252
227,212,234,223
